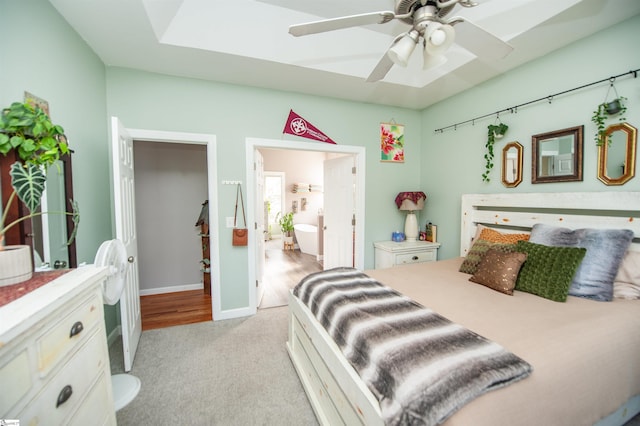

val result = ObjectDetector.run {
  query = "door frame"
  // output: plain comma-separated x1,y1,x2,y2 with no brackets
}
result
245,137,366,311
125,128,221,320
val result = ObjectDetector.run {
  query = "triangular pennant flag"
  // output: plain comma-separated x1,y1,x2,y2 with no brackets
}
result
283,110,336,144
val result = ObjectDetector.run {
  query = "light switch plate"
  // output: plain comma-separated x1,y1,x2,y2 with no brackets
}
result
226,217,235,228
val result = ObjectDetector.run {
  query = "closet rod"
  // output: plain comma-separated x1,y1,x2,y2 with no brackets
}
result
433,68,639,133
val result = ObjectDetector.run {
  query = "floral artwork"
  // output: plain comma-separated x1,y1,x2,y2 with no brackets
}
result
380,122,404,162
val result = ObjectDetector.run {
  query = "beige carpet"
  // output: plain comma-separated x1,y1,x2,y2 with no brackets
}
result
114,307,318,425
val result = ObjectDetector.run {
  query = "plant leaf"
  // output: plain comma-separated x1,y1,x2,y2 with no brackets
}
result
9,162,46,214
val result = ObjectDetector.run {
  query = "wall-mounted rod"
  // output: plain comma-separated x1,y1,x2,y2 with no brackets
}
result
433,68,639,134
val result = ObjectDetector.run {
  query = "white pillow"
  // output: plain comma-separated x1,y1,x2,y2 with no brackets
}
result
613,250,640,300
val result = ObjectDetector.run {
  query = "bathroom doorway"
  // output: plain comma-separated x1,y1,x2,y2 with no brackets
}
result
246,137,366,312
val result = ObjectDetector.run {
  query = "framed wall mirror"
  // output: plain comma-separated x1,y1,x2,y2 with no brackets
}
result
501,142,523,187
597,122,637,186
531,125,583,183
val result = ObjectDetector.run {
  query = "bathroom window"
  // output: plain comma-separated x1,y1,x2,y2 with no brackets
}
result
264,172,285,236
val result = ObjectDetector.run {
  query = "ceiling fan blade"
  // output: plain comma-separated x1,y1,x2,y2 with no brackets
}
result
452,19,513,60
289,11,396,37
366,53,395,82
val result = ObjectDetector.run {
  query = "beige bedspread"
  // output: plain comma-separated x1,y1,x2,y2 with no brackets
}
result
366,258,640,426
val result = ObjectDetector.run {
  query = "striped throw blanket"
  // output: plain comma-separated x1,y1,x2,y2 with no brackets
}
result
293,267,532,426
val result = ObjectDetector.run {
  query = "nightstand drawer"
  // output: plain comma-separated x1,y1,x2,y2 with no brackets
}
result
374,241,441,269
396,250,436,265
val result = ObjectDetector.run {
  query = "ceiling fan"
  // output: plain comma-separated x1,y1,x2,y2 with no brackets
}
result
289,0,513,82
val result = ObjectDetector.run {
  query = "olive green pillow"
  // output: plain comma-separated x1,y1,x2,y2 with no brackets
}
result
515,240,587,302
459,239,517,274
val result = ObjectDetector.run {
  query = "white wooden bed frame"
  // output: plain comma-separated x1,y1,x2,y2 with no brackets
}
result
287,192,640,426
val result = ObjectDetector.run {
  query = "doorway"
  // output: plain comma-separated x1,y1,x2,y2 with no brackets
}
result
245,137,366,313
124,128,221,321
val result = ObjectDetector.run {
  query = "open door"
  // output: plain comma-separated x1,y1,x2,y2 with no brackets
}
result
323,155,355,269
255,150,265,305
110,117,142,372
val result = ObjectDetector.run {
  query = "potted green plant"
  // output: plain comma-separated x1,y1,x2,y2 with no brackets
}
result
0,101,79,285
591,96,627,146
482,123,508,182
276,211,294,247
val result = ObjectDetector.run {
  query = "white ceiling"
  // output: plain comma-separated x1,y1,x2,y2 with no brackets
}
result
49,0,640,110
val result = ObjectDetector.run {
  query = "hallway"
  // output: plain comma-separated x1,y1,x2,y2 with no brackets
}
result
259,238,323,309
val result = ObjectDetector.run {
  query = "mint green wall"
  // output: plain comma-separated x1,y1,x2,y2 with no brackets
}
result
420,14,640,260
3,0,639,318
0,0,116,330
105,69,422,310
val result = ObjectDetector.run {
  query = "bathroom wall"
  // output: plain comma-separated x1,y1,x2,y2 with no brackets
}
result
259,148,327,227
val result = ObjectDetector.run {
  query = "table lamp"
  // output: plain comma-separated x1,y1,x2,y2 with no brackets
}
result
395,191,426,242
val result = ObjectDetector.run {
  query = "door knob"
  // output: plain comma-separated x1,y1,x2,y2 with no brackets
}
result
128,256,135,263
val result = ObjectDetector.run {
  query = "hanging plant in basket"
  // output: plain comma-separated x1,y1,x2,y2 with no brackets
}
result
591,81,627,146
482,122,509,182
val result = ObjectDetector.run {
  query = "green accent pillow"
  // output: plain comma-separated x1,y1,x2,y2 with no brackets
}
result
515,240,587,302
459,239,517,274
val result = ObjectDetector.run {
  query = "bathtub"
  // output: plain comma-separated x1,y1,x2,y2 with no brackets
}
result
294,223,318,256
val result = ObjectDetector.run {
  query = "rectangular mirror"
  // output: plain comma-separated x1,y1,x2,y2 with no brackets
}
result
531,125,583,183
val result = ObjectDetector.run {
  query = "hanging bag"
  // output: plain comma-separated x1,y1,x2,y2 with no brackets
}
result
232,184,248,246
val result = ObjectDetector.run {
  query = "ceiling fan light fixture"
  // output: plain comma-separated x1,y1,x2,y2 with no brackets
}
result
425,23,455,56
387,30,419,67
423,51,448,70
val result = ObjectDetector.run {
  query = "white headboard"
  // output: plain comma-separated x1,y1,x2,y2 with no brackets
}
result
460,192,640,256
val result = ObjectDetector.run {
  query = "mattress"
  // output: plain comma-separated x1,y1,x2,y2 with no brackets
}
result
365,258,640,425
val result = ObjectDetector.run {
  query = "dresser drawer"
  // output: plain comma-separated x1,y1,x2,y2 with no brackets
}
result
396,249,436,265
0,348,32,414
20,328,106,425
68,370,113,426
36,291,102,377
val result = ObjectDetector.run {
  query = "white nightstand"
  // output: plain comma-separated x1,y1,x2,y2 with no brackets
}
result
374,240,441,269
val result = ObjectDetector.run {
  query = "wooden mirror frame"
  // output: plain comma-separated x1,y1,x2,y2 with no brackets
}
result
597,122,637,186
531,125,583,184
501,141,523,187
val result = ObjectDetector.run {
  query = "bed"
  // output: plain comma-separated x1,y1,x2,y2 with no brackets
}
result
286,191,640,426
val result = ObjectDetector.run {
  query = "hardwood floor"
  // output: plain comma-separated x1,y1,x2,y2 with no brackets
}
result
139,238,321,330
259,238,323,309
141,290,212,331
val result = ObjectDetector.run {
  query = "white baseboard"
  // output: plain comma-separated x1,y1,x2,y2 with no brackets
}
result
139,283,204,296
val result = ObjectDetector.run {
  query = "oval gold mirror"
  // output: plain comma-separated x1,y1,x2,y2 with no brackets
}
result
597,122,637,186
502,142,523,187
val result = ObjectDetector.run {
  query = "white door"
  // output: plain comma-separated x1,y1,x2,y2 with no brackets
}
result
110,117,142,372
255,150,265,305
323,155,355,269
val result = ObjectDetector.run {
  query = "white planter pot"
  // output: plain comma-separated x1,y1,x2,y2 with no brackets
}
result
0,245,33,287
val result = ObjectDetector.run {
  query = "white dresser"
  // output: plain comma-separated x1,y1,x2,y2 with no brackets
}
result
0,266,116,425
374,240,441,269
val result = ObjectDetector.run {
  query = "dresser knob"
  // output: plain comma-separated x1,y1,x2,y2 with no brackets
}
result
412,256,419,260
56,385,73,407
69,321,84,338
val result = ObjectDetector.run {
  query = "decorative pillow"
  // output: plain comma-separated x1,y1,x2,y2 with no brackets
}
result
613,250,640,300
459,239,517,275
478,227,530,244
469,249,528,295
529,224,634,301
515,240,586,302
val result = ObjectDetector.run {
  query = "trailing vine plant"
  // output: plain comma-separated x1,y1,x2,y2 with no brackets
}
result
591,96,627,146
482,123,508,182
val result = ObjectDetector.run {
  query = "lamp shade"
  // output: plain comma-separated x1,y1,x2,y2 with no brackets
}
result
425,23,455,57
395,192,427,211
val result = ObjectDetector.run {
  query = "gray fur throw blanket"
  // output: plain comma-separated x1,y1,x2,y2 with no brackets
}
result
293,267,532,426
